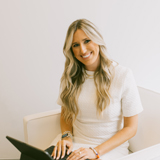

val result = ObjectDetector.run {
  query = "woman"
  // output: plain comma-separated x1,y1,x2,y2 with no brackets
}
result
50,19,143,160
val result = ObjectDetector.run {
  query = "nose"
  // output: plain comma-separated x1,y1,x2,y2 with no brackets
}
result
80,44,87,54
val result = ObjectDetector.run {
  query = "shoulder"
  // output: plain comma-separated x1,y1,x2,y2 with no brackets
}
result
111,61,132,80
108,62,137,99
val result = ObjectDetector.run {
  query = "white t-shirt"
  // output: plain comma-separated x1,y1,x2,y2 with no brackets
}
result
52,63,143,160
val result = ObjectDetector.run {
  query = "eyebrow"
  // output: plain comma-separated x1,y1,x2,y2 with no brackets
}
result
72,38,88,45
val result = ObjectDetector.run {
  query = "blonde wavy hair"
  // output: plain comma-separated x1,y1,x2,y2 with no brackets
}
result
60,19,115,123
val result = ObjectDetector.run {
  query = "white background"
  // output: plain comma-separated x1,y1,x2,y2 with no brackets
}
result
0,0,160,159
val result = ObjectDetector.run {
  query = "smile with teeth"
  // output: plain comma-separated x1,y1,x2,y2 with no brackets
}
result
82,52,92,58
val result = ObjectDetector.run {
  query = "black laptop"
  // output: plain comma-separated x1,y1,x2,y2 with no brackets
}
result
6,136,71,160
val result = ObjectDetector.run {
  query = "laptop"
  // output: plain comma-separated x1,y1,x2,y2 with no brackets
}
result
6,136,71,160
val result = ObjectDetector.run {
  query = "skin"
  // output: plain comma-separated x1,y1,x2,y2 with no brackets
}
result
71,29,100,71
51,108,73,159
51,29,139,160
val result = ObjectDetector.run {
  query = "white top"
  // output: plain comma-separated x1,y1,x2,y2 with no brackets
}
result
56,63,143,159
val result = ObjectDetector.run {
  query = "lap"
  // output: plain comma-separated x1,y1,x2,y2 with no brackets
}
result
49,134,129,160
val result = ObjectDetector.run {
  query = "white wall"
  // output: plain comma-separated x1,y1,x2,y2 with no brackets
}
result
0,0,160,158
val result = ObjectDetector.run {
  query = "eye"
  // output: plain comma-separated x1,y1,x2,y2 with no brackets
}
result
73,44,79,47
84,40,91,44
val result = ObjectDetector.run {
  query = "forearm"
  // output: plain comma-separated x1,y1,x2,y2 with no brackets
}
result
95,126,136,156
51,108,73,159
60,107,73,134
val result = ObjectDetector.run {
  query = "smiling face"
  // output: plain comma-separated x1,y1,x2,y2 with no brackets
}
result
71,29,100,71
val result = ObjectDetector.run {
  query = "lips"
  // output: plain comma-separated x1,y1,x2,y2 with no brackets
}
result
82,52,92,59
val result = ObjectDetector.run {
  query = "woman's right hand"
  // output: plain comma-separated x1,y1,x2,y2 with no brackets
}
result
51,137,73,159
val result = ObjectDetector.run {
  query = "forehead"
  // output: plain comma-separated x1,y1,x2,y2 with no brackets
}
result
72,29,88,43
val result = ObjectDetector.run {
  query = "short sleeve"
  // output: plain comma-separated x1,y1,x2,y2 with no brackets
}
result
121,69,143,117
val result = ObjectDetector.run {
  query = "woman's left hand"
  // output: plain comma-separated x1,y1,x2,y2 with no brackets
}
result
67,147,97,160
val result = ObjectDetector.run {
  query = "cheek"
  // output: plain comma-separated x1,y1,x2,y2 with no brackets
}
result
72,48,79,56
91,43,99,53
96,46,99,53
94,45,99,54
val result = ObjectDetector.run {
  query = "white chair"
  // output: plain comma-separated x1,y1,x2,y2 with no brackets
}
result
23,87,160,154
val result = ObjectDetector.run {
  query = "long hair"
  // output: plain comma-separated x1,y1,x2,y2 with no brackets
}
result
60,19,115,123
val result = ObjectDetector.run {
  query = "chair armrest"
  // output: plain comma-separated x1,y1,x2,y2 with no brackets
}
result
23,109,61,150
129,87,160,152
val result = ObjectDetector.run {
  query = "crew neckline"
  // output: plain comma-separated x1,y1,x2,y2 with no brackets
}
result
85,69,94,75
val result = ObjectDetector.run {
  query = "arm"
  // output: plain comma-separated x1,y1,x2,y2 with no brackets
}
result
95,114,138,156
60,107,73,136
51,107,73,159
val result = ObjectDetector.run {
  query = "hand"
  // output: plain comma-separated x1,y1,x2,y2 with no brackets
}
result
51,137,73,159
67,147,97,160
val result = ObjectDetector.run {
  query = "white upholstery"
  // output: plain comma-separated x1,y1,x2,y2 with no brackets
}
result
23,87,160,153
129,87,160,152
23,109,61,150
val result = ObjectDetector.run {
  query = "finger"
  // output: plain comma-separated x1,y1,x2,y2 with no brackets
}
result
78,152,86,160
79,155,87,160
61,142,66,159
51,145,57,159
71,148,86,160
67,150,76,160
68,150,83,160
57,141,62,159
67,147,72,155
68,149,80,159
66,143,73,155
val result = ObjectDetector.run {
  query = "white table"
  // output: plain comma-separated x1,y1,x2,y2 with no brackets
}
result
118,143,160,160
